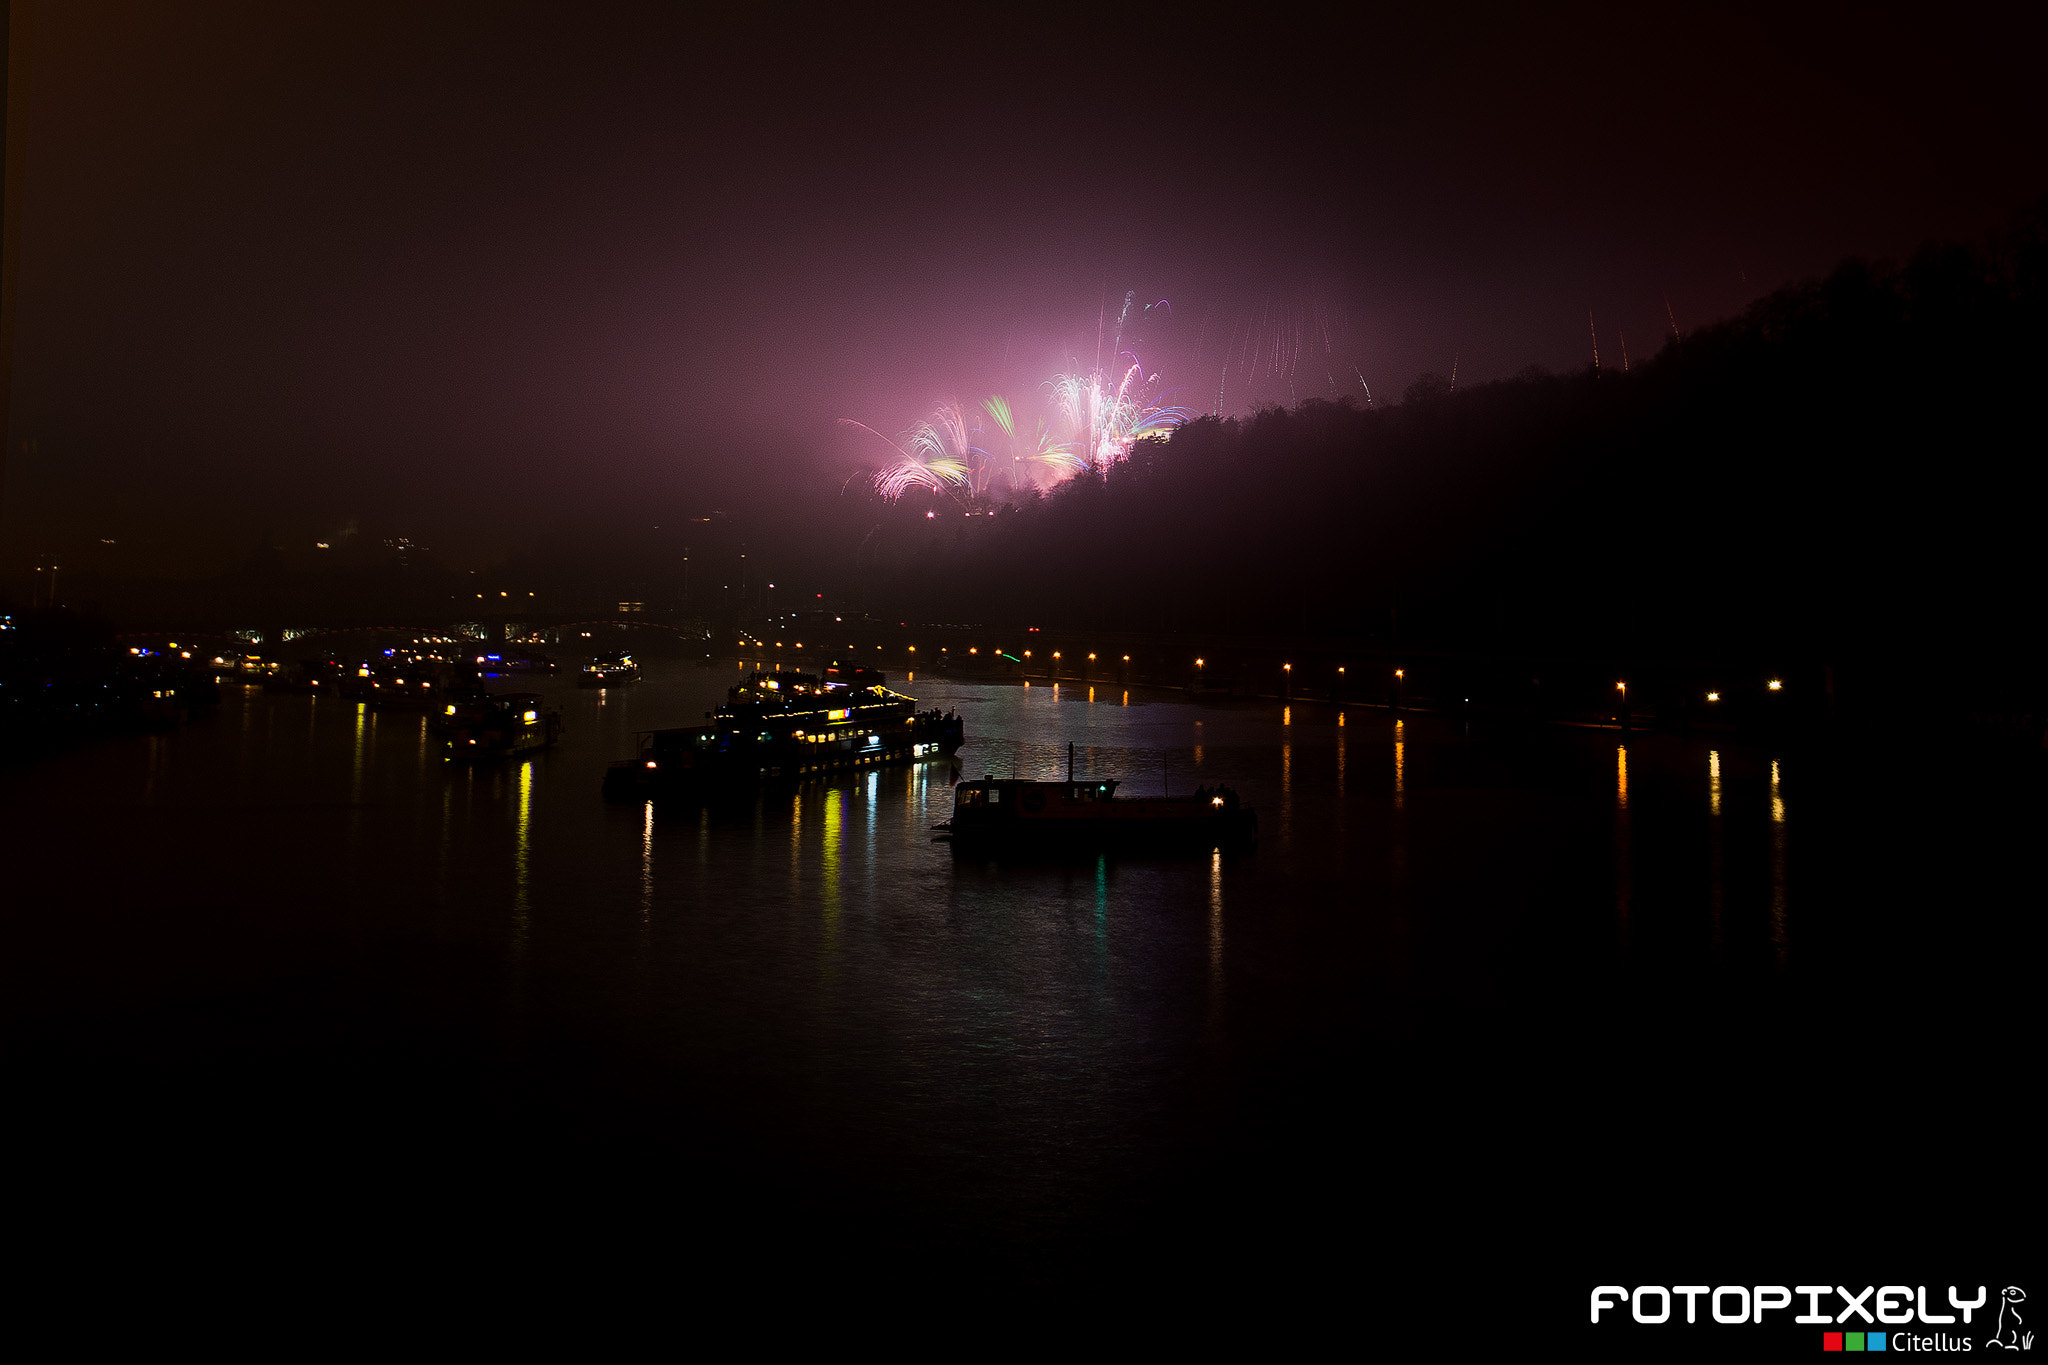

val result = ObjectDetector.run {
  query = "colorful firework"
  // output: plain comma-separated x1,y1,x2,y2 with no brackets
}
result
1045,359,1197,468
849,294,1197,501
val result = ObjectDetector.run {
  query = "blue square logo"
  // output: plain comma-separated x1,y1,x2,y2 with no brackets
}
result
1869,1334,1886,1352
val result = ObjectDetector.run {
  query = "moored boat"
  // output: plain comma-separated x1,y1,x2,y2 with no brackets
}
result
936,747,1255,848
444,691,562,758
602,662,961,799
578,651,639,686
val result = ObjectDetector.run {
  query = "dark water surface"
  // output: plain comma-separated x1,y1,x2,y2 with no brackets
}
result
5,661,2033,1342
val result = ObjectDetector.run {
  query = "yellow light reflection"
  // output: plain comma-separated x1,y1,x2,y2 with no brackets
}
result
1769,758,1788,966
1614,744,1631,945
640,800,655,922
1273,724,1292,839
1393,719,1405,804
351,702,367,803
1209,848,1224,1018
512,759,532,941
821,787,843,933
1707,748,1724,950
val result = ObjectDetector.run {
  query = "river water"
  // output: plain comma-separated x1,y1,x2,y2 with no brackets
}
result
4,659,2032,1340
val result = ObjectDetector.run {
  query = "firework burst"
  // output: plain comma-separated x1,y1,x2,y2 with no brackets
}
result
849,294,1198,501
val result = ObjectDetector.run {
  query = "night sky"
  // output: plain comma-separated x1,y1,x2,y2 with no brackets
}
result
6,1,2044,575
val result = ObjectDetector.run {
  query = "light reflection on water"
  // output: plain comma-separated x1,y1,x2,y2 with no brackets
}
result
6,661,1819,1214
1616,744,1632,946
1770,758,1789,967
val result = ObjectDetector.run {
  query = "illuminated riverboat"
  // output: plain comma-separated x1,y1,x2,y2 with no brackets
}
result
444,691,562,758
578,651,639,686
936,752,1255,848
601,662,962,798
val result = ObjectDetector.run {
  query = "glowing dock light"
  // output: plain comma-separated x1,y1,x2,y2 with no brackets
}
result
1706,692,1720,702
1283,663,1292,672
1195,658,1205,667
1616,681,1626,693
1087,653,1096,661
1767,679,1783,691
1211,797,1224,806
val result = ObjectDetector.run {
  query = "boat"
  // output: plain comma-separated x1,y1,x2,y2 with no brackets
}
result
361,660,450,709
578,651,639,686
261,658,346,694
469,648,556,675
601,661,963,799
443,691,562,758
935,745,1256,848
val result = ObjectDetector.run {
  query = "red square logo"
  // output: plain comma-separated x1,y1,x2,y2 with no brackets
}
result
1824,1332,1844,1351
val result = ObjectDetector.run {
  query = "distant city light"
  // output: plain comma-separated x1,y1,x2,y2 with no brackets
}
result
1768,679,1783,691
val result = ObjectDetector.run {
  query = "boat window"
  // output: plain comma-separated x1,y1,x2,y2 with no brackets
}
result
956,789,985,808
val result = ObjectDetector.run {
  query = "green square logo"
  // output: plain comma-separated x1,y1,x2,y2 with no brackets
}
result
1847,1333,1866,1352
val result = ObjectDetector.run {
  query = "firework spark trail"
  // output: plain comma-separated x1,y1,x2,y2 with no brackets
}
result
1665,298,1681,343
849,291,1213,498
841,418,971,500
1619,330,1629,372
1589,310,1601,372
